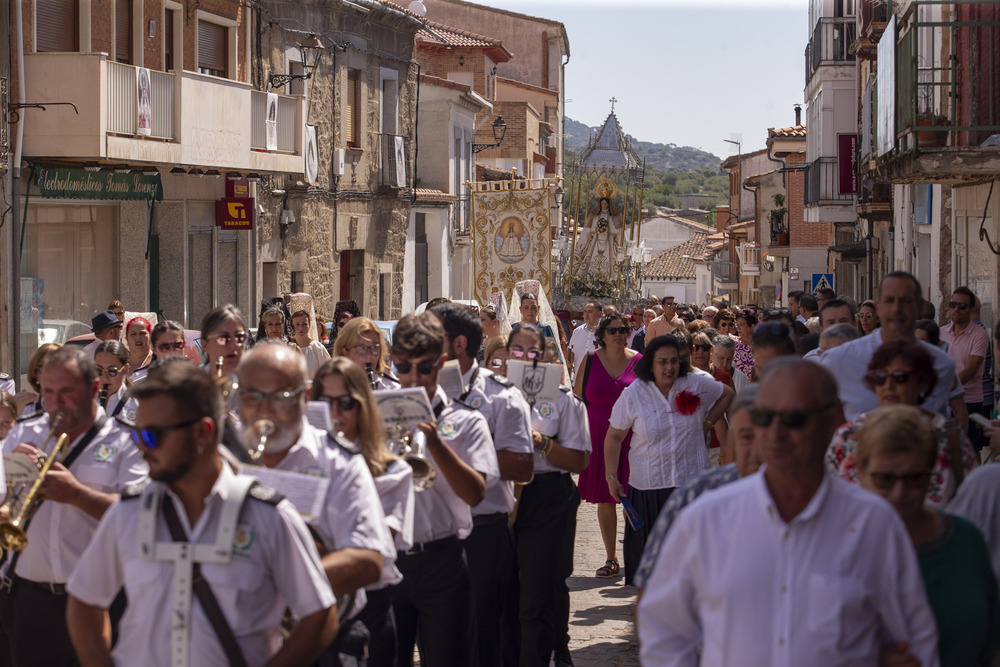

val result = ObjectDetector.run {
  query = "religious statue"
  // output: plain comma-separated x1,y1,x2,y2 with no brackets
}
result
574,197,622,276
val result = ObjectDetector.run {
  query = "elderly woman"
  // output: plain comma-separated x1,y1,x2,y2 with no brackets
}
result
291,309,331,379
826,340,977,507
574,312,642,579
333,317,398,391
856,405,999,667
731,308,757,377
605,335,734,586
125,317,154,381
711,308,736,338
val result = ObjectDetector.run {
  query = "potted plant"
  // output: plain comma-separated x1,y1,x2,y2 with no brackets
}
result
771,193,789,246
915,82,948,147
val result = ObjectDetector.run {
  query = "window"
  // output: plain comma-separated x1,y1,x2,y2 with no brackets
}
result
115,0,132,64
164,8,176,70
198,20,227,77
36,0,78,52
346,69,361,148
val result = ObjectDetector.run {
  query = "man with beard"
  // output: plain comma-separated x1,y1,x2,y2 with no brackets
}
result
66,357,338,666
236,343,396,664
0,346,145,665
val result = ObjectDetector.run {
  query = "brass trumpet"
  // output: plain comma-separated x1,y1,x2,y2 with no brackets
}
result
246,419,274,464
386,424,436,491
0,414,70,552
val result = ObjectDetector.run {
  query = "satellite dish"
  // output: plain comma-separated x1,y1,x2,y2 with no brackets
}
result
408,0,427,17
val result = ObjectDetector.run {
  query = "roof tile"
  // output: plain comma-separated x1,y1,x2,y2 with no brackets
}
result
645,233,709,280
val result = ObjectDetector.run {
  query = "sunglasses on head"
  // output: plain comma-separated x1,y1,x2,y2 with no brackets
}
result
949,301,970,311
605,326,630,336
395,358,439,375
318,394,359,412
749,403,836,429
130,416,202,449
866,470,932,491
864,368,915,387
156,341,186,353
692,343,712,352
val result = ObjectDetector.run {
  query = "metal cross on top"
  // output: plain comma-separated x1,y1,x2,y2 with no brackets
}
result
609,97,617,112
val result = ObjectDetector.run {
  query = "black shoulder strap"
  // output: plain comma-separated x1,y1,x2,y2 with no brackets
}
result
433,402,445,419
580,352,594,404
110,398,127,418
161,497,249,667
459,366,481,402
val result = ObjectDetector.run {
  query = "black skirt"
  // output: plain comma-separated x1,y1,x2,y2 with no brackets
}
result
623,486,675,586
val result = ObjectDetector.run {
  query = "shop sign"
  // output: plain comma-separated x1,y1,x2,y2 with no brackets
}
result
35,167,163,201
216,198,255,230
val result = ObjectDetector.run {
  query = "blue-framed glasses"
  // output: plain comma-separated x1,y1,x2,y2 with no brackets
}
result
130,416,202,449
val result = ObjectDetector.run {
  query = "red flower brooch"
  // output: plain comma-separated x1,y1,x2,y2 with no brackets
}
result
675,390,702,416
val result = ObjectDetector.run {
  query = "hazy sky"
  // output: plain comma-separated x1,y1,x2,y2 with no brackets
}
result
486,0,809,162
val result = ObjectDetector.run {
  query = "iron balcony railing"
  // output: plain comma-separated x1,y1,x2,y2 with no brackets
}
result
709,259,738,283
805,17,857,85
378,134,410,189
250,91,299,153
453,196,471,240
805,157,857,205
107,61,175,140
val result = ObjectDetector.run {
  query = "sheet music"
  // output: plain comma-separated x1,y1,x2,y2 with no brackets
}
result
374,388,435,430
507,360,563,405
3,453,38,485
306,400,334,433
438,359,465,400
241,465,330,521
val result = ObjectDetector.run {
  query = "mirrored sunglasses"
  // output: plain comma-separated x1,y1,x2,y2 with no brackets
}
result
130,416,202,449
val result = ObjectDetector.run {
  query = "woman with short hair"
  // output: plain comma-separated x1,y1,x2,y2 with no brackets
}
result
731,309,757,377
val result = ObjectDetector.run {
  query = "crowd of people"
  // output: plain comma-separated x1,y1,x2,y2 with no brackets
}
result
0,270,998,666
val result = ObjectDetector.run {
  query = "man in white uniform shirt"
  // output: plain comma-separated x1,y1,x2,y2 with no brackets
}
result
237,343,397,663
637,359,939,666
388,313,500,667
568,301,602,374
66,358,338,667
0,346,145,665
430,302,533,667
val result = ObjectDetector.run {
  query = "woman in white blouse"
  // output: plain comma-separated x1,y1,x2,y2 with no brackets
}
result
291,308,331,380
605,334,733,585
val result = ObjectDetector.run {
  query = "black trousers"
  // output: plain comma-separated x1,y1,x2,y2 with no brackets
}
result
967,402,990,451
0,581,77,667
514,472,580,667
462,513,516,667
355,587,396,667
390,537,470,667
623,486,675,586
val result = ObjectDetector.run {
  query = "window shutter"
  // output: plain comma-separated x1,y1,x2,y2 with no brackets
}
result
346,70,358,146
164,11,175,70
36,0,77,52
198,21,227,75
116,0,132,63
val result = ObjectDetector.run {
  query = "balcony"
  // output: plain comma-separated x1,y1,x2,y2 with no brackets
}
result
453,196,471,244
805,158,857,205
709,259,739,290
805,17,857,86
22,52,303,174
875,1,1000,183
736,242,760,276
854,0,890,59
378,133,410,191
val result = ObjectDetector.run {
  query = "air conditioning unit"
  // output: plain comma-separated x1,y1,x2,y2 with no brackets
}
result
332,149,346,176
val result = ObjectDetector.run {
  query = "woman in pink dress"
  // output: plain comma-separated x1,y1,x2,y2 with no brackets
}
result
574,312,641,578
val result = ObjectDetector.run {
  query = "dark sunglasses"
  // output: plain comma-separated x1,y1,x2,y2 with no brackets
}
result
749,402,836,429
337,321,349,328
864,368,914,387
156,341,186,353
130,416,202,449
949,301,970,311
605,326,630,336
208,331,247,345
318,394,359,412
718,320,734,327
395,358,439,375
96,365,124,378
866,471,932,491
692,344,713,352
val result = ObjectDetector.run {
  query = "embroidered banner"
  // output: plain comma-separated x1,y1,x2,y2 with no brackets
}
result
470,178,556,306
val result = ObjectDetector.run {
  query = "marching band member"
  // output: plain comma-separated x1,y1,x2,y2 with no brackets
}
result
0,346,145,665
429,302,533,667
311,357,415,667
388,313,500,666
237,343,395,664
66,359,338,666
333,317,400,391
94,340,139,421
200,305,248,378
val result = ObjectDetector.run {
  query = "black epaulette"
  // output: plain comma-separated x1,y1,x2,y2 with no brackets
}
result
247,481,285,506
384,372,399,384
559,385,573,394
450,397,475,410
0,373,11,381
16,408,44,423
119,481,149,501
328,430,361,456
114,414,136,430
487,372,514,388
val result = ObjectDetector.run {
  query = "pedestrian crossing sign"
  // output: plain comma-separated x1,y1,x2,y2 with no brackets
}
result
812,273,834,292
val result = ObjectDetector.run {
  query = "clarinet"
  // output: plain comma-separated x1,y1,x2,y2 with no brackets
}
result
366,363,378,391
99,384,109,408
215,355,225,378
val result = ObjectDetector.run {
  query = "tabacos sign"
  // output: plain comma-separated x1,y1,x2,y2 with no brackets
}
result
216,198,255,230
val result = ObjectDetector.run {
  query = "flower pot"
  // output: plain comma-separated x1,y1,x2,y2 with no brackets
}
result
775,233,789,246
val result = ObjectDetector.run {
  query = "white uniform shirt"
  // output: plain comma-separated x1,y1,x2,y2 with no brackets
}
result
638,470,939,667
3,409,147,583
569,324,598,374
610,374,724,491
411,387,499,545
66,464,335,667
0,374,13,394
373,372,400,392
104,384,138,422
530,387,590,474
461,365,533,515
821,329,956,421
268,422,399,588
373,458,415,553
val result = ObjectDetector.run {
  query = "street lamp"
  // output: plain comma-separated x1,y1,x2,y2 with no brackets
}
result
268,34,325,89
472,116,507,153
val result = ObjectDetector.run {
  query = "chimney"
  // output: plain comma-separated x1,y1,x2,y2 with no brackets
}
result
794,104,802,126
715,205,730,234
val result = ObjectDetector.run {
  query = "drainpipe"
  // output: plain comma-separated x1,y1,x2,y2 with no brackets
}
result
10,0,26,384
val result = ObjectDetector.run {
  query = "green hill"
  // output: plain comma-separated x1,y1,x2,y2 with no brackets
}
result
564,116,723,173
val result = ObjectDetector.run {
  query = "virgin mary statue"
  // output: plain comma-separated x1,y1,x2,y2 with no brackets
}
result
574,197,622,276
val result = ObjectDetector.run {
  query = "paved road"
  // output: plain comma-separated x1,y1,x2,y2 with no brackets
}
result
564,497,640,666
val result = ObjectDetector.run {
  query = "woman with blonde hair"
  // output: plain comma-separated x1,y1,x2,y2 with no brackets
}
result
310,357,413,667
18,343,60,417
333,317,399,390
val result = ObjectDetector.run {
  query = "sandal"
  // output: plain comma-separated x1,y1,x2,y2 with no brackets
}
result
596,559,620,578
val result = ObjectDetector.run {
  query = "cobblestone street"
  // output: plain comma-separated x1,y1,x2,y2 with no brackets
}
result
565,497,640,666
